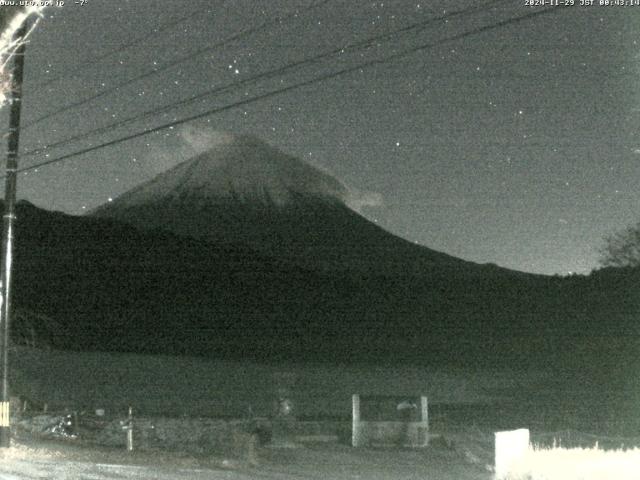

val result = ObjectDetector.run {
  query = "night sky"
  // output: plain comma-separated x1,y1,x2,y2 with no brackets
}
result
3,0,640,275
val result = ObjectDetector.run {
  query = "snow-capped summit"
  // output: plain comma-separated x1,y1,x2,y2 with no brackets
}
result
97,133,349,210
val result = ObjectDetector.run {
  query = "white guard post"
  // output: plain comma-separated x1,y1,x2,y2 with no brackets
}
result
494,428,530,479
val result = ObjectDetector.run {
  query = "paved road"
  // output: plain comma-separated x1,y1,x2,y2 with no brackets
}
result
0,459,256,479
0,440,492,480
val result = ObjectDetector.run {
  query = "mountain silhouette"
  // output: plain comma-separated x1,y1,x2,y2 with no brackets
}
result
91,133,473,274
0,135,636,369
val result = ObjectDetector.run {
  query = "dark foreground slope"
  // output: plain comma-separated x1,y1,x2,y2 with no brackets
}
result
6,200,640,368
85,134,640,368
2,134,636,368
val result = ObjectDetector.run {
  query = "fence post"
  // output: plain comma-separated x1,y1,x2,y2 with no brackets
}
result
419,396,429,446
352,394,361,447
126,406,133,452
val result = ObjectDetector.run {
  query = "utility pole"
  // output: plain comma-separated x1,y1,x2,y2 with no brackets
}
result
0,21,27,448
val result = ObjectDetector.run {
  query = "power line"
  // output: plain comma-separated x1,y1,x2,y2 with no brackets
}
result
20,4,564,172
33,7,212,90
16,4,568,176
24,0,333,130
22,0,507,158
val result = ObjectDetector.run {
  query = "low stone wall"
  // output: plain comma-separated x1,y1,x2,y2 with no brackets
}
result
16,413,350,456
97,417,255,452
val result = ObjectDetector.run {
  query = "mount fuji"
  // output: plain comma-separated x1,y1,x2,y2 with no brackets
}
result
91,133,475,275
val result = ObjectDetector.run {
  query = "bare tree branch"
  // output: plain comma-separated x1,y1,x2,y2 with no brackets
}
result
599,221,640,268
